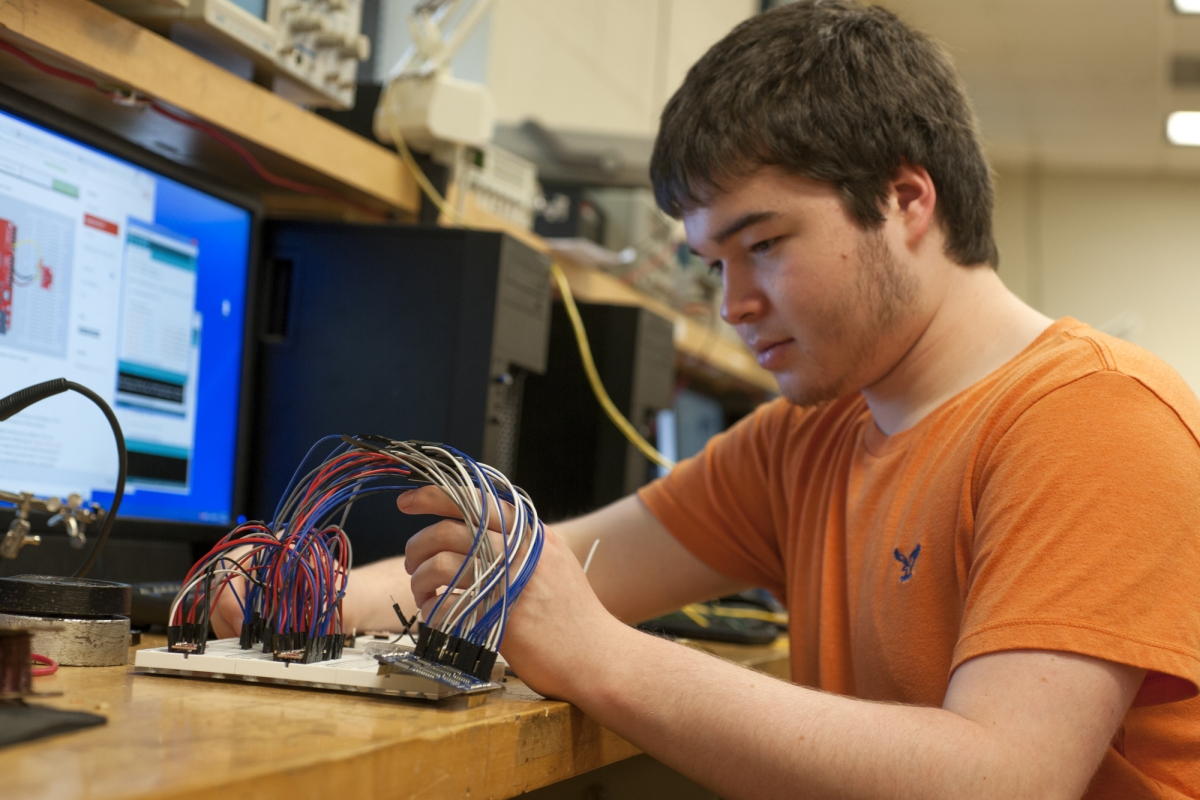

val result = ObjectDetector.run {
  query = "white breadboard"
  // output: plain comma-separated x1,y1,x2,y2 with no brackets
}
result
134,638,505,702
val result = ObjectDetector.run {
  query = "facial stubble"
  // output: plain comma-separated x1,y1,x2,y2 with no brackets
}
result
784,230,919,408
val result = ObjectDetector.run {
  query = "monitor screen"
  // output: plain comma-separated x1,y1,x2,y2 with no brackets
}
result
0,106,252,527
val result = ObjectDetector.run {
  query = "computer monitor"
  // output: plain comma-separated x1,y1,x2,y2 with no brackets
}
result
0,92,256,551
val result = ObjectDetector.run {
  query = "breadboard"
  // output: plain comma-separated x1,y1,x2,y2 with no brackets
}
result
134,638,504,702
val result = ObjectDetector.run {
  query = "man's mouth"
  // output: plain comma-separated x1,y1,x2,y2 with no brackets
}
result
751,337,793,370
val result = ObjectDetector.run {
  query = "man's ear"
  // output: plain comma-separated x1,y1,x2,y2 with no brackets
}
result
889,161,937,251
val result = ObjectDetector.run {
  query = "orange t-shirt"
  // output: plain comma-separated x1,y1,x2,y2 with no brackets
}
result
639,318,1200,798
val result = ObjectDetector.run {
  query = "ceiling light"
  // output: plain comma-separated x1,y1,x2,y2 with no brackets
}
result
1167,112,1200,146
1176,0,1200,12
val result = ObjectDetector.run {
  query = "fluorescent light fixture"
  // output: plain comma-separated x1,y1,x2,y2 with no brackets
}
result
1175,0,1200,12
1167,112,1200,146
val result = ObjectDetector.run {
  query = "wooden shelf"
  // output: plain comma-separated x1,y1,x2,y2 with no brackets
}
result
0,0,774,394
0,0,419,216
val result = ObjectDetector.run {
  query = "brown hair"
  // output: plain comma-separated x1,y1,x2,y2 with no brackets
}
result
650,0,997,267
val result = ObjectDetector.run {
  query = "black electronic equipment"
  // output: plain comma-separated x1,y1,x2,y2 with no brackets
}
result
515,302,675,522
0,574,131,618
534,182,607,245
128,580,184,628
252,223,552,564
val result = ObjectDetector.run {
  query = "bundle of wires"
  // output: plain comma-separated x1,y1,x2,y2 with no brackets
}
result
168,433,544,679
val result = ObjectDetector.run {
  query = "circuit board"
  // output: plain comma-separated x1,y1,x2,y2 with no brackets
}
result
134,638,504,702
144,436,539,708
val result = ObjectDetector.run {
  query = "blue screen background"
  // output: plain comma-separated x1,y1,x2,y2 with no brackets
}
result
93,172,251,525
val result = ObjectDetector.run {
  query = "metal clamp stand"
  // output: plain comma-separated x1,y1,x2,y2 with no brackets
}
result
0,491,105,559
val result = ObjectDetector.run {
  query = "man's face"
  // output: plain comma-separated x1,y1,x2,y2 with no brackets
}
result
683,168,924,406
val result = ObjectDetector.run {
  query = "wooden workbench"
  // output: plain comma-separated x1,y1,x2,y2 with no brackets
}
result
1,635,788,800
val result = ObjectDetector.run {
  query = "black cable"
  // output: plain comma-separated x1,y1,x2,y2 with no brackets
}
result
0,378,127,578
391,596,417,641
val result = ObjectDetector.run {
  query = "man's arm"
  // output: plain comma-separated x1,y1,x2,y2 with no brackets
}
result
394,487,745,626
550,494,749,623
579,624,1141,800
407,521,1144,800
210,488,743,637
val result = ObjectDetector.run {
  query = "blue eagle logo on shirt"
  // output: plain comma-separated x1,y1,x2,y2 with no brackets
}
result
893,544,921,583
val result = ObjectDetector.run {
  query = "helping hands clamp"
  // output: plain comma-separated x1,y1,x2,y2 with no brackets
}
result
0,490,105,559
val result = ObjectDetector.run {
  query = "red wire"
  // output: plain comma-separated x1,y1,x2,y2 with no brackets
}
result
31,653,58,677
0,40,101,92
0,39,390,220
196,547,273,626
171,449,410,631
177,531,275,590
175,532,276,625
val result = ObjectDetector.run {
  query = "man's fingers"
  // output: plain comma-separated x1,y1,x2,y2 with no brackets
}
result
397,484,519,534
405,519,479,574
209,547,253,639
397,485,464,519
211,592,242,639
405,521,515,578
409,551,476,607
419,596,440,623
418,590,470,625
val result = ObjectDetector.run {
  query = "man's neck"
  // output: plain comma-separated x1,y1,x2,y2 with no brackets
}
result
862,266,1054,437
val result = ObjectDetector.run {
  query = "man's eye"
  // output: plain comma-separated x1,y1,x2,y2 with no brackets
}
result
708,261,723,276
751,237,777,254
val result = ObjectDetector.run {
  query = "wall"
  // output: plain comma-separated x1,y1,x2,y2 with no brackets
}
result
993,167,1200,393
486,0,757,137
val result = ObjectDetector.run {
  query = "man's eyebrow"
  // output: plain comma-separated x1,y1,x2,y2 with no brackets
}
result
711,211,779,244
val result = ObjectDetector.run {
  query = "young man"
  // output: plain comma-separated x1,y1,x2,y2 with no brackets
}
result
222,2,1200,797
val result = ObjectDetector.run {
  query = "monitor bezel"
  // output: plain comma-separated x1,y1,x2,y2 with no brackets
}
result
0,84,262,545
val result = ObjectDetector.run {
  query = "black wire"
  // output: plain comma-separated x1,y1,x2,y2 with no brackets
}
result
392,596,417,641
0,379,126,578
65,382,126,579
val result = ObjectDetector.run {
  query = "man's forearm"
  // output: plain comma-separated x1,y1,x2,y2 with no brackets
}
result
569,622,1102,800
343,556,419,632
552,496,747,624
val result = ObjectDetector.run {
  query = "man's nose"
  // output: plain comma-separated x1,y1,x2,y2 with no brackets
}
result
720,262,765,326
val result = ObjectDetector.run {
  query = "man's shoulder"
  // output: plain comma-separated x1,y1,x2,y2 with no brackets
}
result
1013,319,1200,444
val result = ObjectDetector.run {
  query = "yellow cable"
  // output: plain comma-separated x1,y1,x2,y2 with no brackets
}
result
549,262,674,470
681,604,710,628
383,89,675,471
701,604,789,626
383,83,466,226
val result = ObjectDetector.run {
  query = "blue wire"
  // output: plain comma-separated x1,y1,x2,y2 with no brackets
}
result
428,451,493,630
271,435,348,523
223,439,544,655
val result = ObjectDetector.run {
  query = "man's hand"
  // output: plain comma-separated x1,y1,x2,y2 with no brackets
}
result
400,485,624,698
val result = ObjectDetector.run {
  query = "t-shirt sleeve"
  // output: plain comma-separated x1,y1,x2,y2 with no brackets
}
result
957,370,1200,706
638,399,792,599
